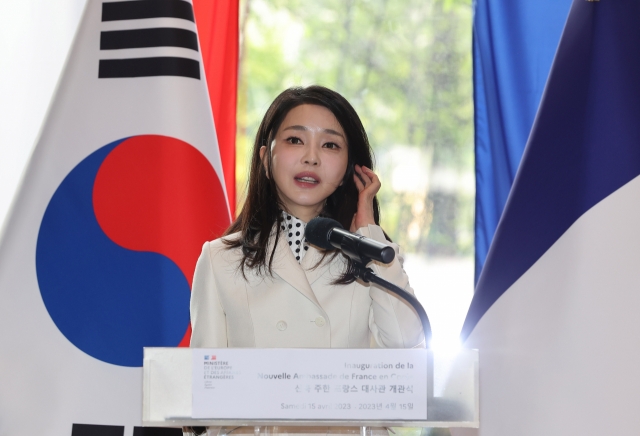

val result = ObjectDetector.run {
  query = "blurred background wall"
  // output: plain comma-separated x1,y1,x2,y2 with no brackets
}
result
236,0,475,347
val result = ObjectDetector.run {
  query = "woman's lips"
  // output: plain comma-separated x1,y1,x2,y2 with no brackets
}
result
294,172,320,187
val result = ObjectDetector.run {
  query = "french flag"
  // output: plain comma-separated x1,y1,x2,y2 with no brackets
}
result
457,1,640,434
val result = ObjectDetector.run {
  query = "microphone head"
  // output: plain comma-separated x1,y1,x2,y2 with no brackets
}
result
305,217,343,250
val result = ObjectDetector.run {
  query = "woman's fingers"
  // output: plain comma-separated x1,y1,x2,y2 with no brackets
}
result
355,165,380,196
351,165,380,229
355,164,372,186
355,165,374,189
361,166,379,184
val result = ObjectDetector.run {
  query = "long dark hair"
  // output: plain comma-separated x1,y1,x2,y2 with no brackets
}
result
224,85,380,284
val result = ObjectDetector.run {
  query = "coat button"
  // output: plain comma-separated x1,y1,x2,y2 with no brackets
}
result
276,320,287,331
315,316,326,327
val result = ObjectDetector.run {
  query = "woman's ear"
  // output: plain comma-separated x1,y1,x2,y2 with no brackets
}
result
259,146,269,179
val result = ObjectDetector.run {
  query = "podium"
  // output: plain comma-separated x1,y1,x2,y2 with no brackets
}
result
142,348,478,430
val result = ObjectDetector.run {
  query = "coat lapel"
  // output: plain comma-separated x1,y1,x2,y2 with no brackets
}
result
269,229,323,309
300,244,333,286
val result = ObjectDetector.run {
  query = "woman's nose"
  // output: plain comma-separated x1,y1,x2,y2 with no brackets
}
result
302,145,319,165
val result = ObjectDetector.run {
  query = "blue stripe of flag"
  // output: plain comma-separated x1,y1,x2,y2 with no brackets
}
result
473,0,572,282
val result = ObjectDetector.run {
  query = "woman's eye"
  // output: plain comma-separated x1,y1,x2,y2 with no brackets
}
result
286,136,303,144
323,142,341,150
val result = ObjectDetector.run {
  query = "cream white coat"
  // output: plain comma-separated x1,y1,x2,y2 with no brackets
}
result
190,224,424,349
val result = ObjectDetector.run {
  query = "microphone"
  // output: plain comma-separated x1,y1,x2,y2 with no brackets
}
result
305,217,395,265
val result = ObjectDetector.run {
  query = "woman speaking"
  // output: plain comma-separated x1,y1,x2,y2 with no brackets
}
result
187,85,425,436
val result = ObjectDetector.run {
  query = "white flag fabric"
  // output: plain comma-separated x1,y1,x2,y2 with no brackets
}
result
0,0,231,434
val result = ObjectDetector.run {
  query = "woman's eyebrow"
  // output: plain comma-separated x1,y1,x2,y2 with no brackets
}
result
283,125,345,139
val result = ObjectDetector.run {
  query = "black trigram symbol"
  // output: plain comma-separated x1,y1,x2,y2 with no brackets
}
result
71,423,182,435
99,0,200,80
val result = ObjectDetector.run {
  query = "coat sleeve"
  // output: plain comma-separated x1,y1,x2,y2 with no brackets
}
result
190,241,228,348
357,225,426,349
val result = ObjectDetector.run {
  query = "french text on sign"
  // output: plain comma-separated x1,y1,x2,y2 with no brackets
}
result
192,348,428,420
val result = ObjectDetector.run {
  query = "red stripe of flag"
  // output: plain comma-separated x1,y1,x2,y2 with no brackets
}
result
193,0,239,217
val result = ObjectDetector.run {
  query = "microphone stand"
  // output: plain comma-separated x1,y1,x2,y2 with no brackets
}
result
353,261,432,345
351,256,432,436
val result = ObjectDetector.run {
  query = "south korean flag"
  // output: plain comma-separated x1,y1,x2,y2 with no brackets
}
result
0,1,233,435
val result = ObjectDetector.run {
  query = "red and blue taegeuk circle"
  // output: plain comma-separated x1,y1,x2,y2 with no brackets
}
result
36,135,230,367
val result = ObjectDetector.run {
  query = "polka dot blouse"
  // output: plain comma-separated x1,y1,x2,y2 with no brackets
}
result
280,211,310,263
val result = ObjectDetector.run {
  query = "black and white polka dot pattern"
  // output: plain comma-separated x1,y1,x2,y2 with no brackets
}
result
280,211,309,263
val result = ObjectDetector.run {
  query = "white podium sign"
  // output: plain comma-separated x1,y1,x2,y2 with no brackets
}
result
192,348,427,421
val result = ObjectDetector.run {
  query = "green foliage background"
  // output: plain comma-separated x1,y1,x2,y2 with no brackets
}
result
237,0,474,257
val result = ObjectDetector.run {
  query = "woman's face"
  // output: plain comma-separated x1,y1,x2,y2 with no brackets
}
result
260,104,349,222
